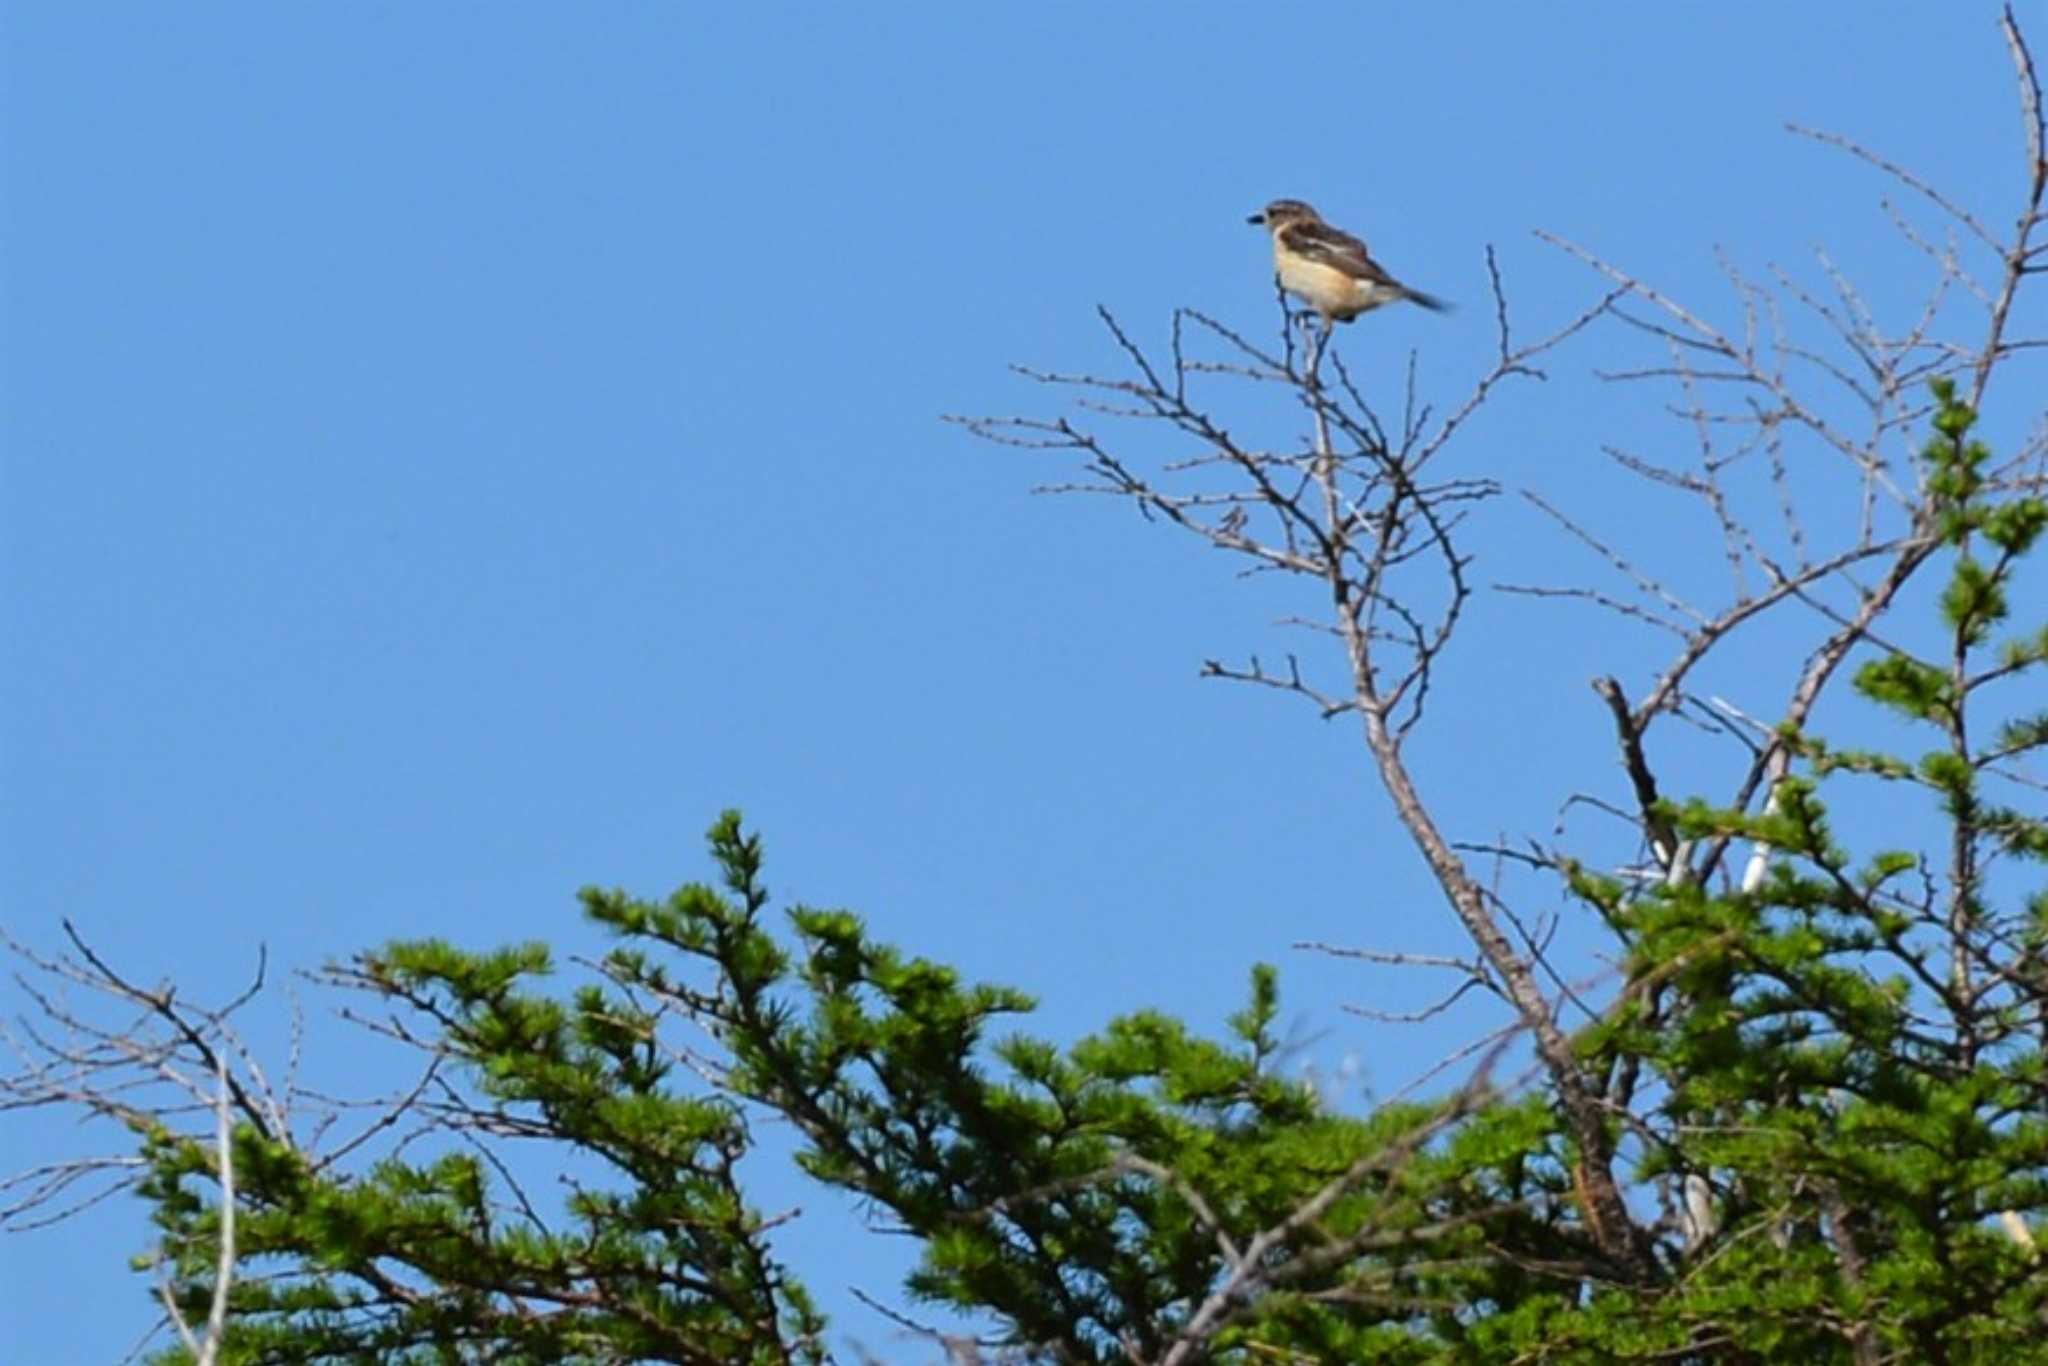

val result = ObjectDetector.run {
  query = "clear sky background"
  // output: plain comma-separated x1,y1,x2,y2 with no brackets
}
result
4,4,2039,1361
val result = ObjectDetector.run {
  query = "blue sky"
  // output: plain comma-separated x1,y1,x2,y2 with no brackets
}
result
3,4,2036,1359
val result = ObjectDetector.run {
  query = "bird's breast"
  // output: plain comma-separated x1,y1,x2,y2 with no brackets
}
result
1274,251,1374,319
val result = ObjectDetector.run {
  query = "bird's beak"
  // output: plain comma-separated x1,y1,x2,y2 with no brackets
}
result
1246,212,1266,225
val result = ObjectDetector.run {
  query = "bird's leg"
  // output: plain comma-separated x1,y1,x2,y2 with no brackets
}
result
1303,317,1332,390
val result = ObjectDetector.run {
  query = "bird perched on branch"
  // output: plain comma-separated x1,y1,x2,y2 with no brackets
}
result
1248,199,1448,328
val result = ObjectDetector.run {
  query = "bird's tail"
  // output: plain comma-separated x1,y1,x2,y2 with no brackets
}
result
1403,288,1451,312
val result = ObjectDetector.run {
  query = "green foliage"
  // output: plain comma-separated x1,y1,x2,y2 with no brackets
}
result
1550,380,2048,1360
136,813,1587,1364
583,814,1546,1363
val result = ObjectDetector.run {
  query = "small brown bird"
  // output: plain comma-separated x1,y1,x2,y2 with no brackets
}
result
1248,199,1448,326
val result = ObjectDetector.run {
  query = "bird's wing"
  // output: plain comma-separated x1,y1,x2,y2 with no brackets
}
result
1280,218,1402,287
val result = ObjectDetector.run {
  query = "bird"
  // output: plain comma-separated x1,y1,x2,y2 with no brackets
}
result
1248,199,1448,328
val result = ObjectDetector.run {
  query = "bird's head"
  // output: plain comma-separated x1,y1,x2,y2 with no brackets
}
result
1248,198,1322,229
